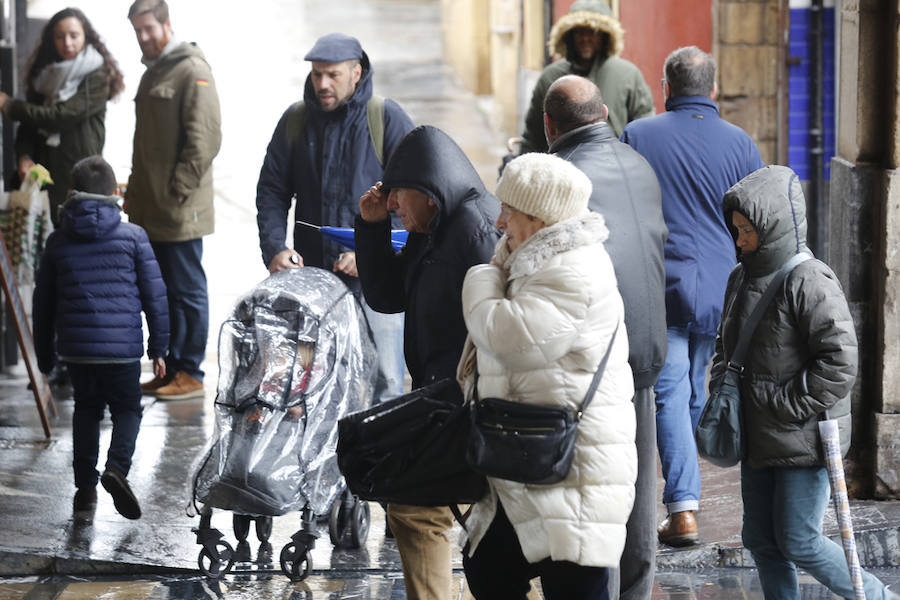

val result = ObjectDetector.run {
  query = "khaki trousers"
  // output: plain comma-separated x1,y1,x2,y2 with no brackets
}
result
388,503,454,600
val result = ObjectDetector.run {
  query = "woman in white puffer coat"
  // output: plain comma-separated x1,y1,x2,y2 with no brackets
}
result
458,153,636,600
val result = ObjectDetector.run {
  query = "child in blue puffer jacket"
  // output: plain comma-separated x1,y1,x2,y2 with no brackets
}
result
32,155,169,520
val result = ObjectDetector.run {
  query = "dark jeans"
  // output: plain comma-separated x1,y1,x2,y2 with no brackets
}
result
68,361,143,490
611,386,657,600
152,239,209,380
464,501,610,600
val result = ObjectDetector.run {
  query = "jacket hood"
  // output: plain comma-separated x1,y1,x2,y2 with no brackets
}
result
548,0,624,62
60,191,122,240
150,41,207,69
303,51,373,117
722,165,809,276
381,125,489,230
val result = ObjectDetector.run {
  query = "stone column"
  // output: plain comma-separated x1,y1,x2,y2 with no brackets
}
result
830,0,900,498
716,0,782,163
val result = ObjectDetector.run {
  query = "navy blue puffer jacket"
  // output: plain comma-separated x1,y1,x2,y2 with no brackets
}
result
32,192,169,372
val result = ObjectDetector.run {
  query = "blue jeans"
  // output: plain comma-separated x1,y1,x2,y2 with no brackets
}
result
654,327,715,513
152,239,209,381
68,361,143,490
361,300,405,402
741,463,890,600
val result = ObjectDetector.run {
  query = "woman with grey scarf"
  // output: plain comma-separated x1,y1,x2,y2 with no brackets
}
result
0,8,124,225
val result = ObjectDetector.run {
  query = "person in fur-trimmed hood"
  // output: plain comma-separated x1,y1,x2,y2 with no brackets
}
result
458,152,636,599
518,0,654,153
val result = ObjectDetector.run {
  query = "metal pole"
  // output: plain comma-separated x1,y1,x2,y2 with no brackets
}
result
809,0,826,257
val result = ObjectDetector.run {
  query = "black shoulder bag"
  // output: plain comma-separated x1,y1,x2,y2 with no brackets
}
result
696,252,812,467
337,378,487,506
466,323,619,484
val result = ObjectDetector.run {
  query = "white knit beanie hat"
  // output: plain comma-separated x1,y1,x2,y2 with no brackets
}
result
496,153,591,225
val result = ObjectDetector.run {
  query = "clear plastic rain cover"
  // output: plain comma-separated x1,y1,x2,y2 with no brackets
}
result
189,267,378,517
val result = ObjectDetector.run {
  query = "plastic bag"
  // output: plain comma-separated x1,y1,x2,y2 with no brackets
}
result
0,165,53,287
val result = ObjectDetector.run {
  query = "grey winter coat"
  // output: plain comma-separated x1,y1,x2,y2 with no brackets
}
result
550,122,667,390
710,165,857,468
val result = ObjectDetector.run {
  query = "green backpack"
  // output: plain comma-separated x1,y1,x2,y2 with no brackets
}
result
285,95,386,166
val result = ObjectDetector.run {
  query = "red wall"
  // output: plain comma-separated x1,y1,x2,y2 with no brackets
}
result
553,0,713,113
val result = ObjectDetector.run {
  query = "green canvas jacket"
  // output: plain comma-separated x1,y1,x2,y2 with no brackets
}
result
125,42,221,242
520,0,654,152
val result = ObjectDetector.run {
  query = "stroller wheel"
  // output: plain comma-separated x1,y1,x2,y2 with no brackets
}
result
328,495,348,547
198,540,235,579
280,542,313,581
349,499,370,548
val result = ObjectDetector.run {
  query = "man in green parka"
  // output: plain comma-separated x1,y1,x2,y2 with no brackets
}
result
124,0,221,401
518,0,654,154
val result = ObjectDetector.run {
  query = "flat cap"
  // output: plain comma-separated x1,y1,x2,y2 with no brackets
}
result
304,33,364,62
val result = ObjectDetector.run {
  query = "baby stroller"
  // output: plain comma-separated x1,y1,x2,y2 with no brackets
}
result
188,267,378,580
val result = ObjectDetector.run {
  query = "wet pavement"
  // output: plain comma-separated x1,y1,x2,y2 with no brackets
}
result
1,0,899,597
3,369,900,597
3,568,899,600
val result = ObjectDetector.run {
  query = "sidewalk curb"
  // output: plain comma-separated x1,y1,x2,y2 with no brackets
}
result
0,547,195,577
656,526,900,570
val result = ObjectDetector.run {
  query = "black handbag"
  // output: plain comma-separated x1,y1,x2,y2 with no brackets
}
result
336,378,487,506
466,324,618,484
696,252,811,467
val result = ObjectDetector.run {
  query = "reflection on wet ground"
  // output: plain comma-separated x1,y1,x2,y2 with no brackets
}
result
1,569,897,599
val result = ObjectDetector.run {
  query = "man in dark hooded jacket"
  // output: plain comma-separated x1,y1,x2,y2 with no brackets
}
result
519,0,653,153
256,33,415,402
355,125,499,600
545,75,666,600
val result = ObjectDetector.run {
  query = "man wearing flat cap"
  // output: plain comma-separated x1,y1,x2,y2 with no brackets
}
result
256,33,414,402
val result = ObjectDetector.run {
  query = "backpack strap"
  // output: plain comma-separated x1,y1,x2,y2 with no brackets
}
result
285,96,385,167
366,95,386,167
286,100,306,146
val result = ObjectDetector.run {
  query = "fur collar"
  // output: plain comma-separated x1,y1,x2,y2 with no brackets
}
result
497,212,608,280
548,11,624,60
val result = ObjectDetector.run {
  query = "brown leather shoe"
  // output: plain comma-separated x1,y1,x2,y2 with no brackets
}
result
658,510,698,546
155,371,205,400
140,373,173,395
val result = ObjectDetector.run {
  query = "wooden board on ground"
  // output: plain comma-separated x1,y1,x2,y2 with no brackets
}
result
0,230,55,437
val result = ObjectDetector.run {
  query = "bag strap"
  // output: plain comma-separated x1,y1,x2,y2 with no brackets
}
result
730,252,812,368
576,321,619,420
449,503,469,531
285,95,386,167
472,321,619,421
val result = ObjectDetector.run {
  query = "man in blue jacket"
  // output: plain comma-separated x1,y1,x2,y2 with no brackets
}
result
621,46,764,546
255,33,415,401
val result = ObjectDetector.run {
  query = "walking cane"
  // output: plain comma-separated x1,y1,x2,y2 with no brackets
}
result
818,416,866,600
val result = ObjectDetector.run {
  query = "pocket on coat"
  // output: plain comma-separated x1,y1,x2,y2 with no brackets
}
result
149,85,176,99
